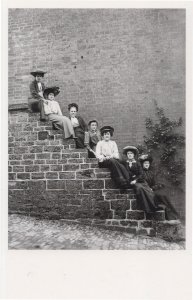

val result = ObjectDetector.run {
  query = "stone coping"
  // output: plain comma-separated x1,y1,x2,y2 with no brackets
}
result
8,103,29,111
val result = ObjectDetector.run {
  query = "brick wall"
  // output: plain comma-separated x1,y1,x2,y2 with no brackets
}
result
8,9,185,149
8,110,185,241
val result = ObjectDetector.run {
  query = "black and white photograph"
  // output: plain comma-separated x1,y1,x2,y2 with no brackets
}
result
8,8,186,250
1,1,192,299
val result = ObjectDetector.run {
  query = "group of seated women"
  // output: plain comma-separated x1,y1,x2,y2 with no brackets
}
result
29,75,180,223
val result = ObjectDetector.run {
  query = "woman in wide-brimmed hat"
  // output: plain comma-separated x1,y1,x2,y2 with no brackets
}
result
95,126,130,188
139,154,180,221
68,103,88,148
122,146,160,213
29,70,47,121
43,87,75,139
84,119,101,158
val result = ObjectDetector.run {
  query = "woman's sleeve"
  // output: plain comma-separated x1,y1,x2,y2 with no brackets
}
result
136,163,145,182
112,142,119,159
84,131,90,146
96,141,104,161
30,82,40,99
57,103,63,116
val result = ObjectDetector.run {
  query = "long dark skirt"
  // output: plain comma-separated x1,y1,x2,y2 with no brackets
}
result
133,182,159,213
99,158,130,188
74,127,85,148
154,193,179,220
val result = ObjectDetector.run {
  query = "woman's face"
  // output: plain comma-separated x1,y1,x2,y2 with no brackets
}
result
48,93,55,101
103,131,111,141
143,161,150,170
35,75,43,82
90,122,97,131
69,107,77,117
127,151,135,160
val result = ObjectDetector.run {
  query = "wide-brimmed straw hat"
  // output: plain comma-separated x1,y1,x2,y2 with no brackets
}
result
123,146,139,156
30,70,47,77
43,86,60,99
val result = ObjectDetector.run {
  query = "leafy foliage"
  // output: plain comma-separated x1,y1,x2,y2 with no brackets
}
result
138,101,185,187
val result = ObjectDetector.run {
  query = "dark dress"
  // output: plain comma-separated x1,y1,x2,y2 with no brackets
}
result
29,80,46,120
122,161,159,213
70,116,87,148
84,130,101,158
142,168,179,220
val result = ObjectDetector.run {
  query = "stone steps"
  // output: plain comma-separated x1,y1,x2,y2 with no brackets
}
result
8,110,183,241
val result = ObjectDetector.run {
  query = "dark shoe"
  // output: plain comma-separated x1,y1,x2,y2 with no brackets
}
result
40,118,47,122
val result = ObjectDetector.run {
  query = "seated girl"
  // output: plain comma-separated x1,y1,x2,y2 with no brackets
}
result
68,103,88,148
84,119,101,158
43,87,75,139
139,154,180,221
96,126,129,188
122,146,160,213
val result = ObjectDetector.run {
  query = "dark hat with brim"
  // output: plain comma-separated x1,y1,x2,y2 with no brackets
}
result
100,126,114,136
123,146,139,155
139,154,153,164
88,119,98,126
43,86,60,99
30,70,47,77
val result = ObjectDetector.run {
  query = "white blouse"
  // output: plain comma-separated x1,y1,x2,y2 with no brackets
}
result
71,117,79,127
43,100,62,116
96,140,119,162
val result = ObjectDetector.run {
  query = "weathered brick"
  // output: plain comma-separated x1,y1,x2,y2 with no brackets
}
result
50,165,62,172
28,180,46,190
21,160,34,165
59,172,76,179
66,180,82,192
8,147,14,154
146,211,165,221
40,164,50,171
46,159,58,164
46,172,59,179
44,145,63,152
17,173,30,180
120,220,138,227
83,179,104,190
93,201,112,219
23,153,35,160
76,169,95,179
137,228,148,236
111,200,130,219
36,153,50,160
38,131,49,140
25,165,40,172
9,173,16,180
51,153,61,159
140,220,153,228
27,132,38,141
13,166,24,172
10,160,21,165
96,172,111,179
63,164,79,171
9,181,28,189
80,163,90,169
103,190,120,200
29,146,43,153
67,158,84,164
9,154,22,160
14,147,29,154
62,153,80,159
20,141,34,146
8,166,12,172
47,180,66,190
57,159,68,164
34,159,46,164
85,158,98,164
31,172,45,179
126,211,145,220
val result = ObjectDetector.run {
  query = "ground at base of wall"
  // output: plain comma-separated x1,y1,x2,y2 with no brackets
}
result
8,214,185,250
